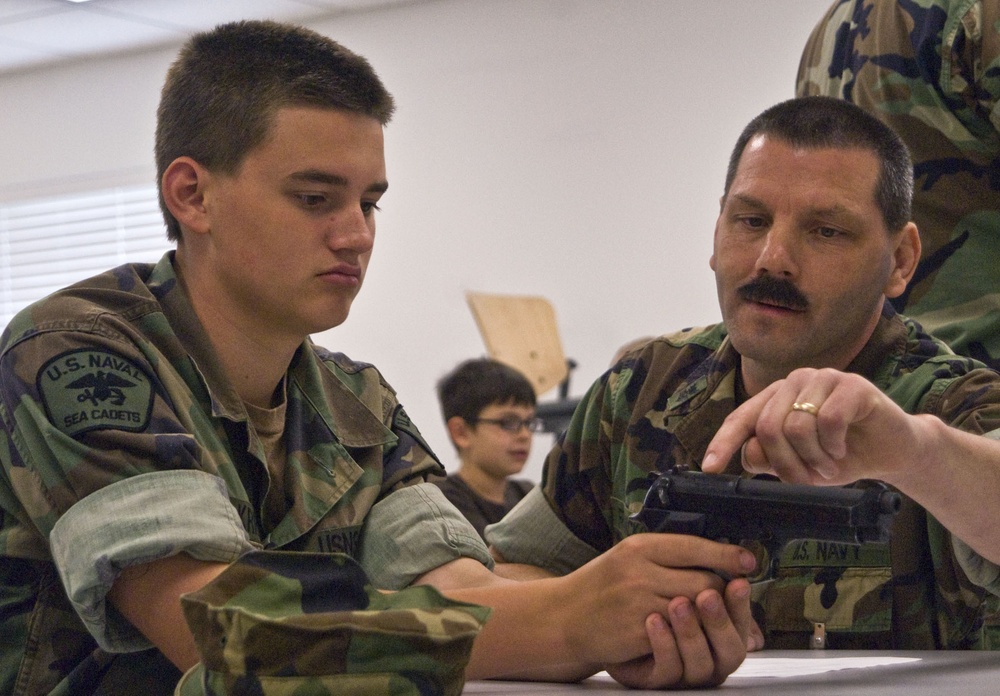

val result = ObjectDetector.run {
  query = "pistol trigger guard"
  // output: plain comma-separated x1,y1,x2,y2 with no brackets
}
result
658,510,707,536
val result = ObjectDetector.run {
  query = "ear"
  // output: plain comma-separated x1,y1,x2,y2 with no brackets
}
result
883,222,921,299
709,215,723,272
161,157,212,237
446,416,473,450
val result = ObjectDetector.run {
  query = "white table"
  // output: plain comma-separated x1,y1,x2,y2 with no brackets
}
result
463,650,1000,694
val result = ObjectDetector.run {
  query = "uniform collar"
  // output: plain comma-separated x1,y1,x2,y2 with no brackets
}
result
149,252,392,448
843,300,908,385
668,299,905,414
287,344,395,449
149,252,247,422
665,300,906,473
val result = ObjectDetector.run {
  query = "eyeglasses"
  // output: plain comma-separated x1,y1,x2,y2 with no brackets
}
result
473,416,544,433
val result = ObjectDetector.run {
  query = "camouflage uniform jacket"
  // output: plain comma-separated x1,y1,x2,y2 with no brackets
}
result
0,252,490,695
488,302,1000,649
798,0,1000,368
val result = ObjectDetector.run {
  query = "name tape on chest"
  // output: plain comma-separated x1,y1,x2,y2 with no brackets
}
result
779,539,891,569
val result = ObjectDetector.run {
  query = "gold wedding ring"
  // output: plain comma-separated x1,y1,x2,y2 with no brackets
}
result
791,401,820,416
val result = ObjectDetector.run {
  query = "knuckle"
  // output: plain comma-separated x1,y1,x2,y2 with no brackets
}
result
657,662,684,687
682,661,714,687
755,423,782,447
616,533,644,553
783,418,813,439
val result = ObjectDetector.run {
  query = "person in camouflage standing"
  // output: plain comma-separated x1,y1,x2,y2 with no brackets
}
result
797,0,1000,368
0,20,759,696
489,96,1000,652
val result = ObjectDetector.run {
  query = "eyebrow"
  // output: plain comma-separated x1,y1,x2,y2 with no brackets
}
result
729,193,860,221
288,169,389,194
728,193,766,209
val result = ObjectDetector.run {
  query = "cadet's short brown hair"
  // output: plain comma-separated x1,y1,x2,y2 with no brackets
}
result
155,20,395,240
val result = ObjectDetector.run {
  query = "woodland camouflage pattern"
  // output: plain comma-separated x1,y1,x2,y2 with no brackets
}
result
541,302,1000,649
797,0,1000,368
175,551,489,696
0,253,467,694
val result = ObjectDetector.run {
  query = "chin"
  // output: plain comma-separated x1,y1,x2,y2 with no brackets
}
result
730,334,802,366
311,305,353,333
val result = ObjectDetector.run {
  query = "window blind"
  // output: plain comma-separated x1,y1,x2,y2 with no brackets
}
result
0,184,171,329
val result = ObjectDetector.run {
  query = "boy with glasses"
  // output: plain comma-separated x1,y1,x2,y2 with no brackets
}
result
434,358,540,539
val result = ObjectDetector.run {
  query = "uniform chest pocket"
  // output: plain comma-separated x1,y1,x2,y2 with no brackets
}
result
753,539,894,647
759,565,893,631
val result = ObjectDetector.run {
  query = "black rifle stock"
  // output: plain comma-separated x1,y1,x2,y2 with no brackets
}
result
630,467,902,578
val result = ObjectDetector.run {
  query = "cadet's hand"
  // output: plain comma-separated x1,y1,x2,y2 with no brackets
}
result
702,367,921,485
605,578,760,689
438,534,759,682
557,533,758,670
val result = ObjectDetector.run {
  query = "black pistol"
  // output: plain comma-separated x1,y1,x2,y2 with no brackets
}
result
630,467,902,578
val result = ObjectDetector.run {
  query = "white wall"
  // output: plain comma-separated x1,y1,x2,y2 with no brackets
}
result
0,0,834,481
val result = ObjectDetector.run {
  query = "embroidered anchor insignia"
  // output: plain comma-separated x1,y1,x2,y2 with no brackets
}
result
67,370,138,407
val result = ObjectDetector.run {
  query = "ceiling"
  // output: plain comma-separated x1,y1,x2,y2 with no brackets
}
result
0,0,420,76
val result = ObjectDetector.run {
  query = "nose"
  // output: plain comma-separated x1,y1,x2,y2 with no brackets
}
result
753,224,798,278
327,207,375,255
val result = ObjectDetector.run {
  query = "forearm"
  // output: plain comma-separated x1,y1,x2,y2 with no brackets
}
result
417,536,758,683
491,559,559,581
108,553,229,671
413,558,593,679
443,576,597,680
887,415,1000,565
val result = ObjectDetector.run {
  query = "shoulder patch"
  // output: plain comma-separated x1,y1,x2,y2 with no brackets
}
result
38,349,154,437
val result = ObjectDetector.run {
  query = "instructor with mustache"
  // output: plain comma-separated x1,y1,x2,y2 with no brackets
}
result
488,95,1000,652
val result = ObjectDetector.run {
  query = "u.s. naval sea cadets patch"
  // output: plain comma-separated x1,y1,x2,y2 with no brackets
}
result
38,349,154,437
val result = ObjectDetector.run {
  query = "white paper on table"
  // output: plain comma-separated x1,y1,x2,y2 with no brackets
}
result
730,656,922,678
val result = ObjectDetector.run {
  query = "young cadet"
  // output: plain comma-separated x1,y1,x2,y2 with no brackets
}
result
0,20,757,695
433,358,538,539
489,96,1000,651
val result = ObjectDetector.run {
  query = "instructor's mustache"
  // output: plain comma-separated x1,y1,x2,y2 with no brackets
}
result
737,275,808,310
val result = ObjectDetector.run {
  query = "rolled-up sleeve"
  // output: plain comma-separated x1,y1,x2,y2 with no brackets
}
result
50,470,254,652
358,483,493,589
485,485,599,576
952,536,1000,597
947,428,1000,596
